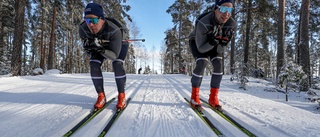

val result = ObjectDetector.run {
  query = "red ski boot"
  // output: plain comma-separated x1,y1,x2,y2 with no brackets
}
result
116,92,126,110
208,88,222,111
190,87,201,108
94,92,106,109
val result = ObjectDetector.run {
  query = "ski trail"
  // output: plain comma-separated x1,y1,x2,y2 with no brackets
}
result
220,91,297,137
106,75,217,137
0,75,95,137
165,75,248,137
166,74,296,137
53,74,147,137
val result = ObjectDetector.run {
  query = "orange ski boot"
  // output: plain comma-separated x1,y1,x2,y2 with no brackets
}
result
94,92,106,109
190,87,201,109
116,92,126,110
208,88,222,111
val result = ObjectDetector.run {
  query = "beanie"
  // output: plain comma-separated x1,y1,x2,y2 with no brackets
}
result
214,0,233,10
84,3,105,20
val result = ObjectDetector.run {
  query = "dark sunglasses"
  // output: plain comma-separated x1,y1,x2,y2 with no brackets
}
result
218,6,233,14
84,17,100,24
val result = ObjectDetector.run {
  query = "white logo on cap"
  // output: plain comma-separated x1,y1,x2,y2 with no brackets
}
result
85,8,91,12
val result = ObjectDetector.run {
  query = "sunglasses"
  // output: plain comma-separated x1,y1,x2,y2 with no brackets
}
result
84,17,100,24
218,6,233,14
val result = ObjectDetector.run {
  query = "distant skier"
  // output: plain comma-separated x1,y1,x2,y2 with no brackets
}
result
188,0,236,110
138,67,142,74
79,3,128,110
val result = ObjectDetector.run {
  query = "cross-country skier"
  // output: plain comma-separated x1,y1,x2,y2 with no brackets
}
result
79,3,127,110
188,0,236,110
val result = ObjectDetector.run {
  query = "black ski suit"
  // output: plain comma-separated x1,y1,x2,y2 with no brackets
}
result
79,19,128,93
189,11,236,89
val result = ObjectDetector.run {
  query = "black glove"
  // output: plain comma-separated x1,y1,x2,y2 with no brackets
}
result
83,38,104,54
220,27,234,46
207,26,234,46
83,38,94,53
215,35,230,46
207,32,218,46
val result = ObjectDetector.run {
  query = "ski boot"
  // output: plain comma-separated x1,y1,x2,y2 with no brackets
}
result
208,88,222,111
116,92,126,110
190,87,201,109
94,92,106,110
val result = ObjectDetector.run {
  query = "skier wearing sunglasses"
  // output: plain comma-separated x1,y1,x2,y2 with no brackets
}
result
188,0,236,111
79,3,128,110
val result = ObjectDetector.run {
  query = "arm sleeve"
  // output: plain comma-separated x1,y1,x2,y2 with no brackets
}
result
195,16,215,53
79,22,87,40
108,28,122,57
100,25,122,61
79,22,90,46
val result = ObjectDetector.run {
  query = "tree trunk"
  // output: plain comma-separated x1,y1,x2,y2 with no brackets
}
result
318,60,320,76
0,1,3,59
261,27,269,77
48,1,57,70
296,8,302,64
230,4,236,74
276,0,286,77
40,0,46,70
299,0,310,90
23,43,27,75
11,0,26,76
244,0,251,75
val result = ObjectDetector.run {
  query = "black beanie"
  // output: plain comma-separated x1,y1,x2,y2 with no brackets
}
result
214,0,233,10
84,3,105,20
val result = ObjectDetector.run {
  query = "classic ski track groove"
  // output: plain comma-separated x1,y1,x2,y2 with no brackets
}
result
0,74,304,137
105,75,217,137
166,75,298,137
70,77,147,137
165,75,250,137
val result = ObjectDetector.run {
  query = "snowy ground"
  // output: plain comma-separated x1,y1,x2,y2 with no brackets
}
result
0,73,320,137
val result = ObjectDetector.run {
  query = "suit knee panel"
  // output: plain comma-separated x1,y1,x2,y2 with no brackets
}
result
90,60,102,76
193,58,208,75
113,60,125,76
211,57,222,73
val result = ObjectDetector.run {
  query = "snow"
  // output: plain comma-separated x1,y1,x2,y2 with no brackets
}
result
0,73,319,137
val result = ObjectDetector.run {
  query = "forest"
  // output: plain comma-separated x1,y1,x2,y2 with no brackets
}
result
0,0,319,91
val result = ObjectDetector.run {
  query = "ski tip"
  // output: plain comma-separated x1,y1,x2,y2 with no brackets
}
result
63,131,72,137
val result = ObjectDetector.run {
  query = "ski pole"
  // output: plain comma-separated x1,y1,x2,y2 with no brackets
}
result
100,39,145,43
124,39,145,42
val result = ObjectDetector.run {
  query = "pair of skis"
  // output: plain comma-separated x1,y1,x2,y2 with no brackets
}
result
185,98,256,137
63,98,131,137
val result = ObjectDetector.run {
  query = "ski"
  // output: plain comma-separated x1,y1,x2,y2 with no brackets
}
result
98,98,132,137
184,98,223,136
63,98,115,137
200,98,256,137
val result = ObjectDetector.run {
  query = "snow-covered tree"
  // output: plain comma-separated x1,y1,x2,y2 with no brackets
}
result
278,61,308,91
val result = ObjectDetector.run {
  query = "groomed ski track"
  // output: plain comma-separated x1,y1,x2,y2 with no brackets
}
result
0,73,307,137
54,74,218,137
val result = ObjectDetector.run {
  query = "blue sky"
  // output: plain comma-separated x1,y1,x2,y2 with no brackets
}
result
125,0,176,73
126,0,175,52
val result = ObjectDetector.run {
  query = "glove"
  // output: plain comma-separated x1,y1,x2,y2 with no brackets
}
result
93,38,105,53
207,33,231,46
220,27,234,46
207,26,234,46
83,38,93,53
83,38,104,54
207,32,218,46
215,35,230,46
207,26,220,46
